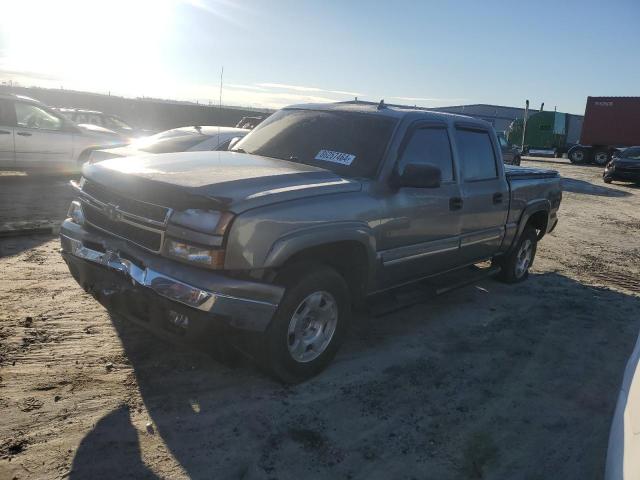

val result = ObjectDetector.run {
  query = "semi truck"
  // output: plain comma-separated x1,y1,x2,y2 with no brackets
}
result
506,110,583,158
568,97,640,165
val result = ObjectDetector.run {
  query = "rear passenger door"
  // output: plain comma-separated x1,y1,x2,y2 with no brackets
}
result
455,126,509,263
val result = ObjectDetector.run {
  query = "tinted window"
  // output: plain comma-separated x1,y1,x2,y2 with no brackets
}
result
621,148,640,160
104,115,133,131
455,129,497,181
233,109,397,178
215,139,232,151
15,103,63,131
0,99,14,126
398,127,454,182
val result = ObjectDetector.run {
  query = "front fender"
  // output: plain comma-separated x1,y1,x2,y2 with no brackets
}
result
263,222,378,285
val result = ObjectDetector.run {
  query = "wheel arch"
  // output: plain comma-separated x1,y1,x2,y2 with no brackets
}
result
264,224,377,304
508,201,551,253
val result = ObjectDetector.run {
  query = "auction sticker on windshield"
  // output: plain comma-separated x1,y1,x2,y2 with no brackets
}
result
315,149,356,166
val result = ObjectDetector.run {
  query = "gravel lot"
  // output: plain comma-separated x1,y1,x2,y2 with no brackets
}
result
1,158,639,480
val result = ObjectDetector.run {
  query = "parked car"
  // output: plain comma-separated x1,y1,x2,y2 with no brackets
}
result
605,331,640,480
235,116,265,129
55,108,153,139
603,146,640,185
60,102,562,382
497,132,522,165
88,126,249,163
0,94,126,171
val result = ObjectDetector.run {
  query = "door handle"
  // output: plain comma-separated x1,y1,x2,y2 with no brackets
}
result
449,197,463,210
0,130,10,135
17,132,32,137
493,192,503,204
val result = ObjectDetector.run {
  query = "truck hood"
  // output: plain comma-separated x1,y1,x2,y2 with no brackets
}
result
82,151,362,213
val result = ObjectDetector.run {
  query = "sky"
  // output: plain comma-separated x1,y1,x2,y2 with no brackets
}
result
0,0,638,114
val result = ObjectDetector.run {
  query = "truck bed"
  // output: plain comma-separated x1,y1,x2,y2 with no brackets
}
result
504,165,562,234
504,165,559,180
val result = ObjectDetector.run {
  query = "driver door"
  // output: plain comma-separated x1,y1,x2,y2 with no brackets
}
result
377,123,463,288
13,101,74,168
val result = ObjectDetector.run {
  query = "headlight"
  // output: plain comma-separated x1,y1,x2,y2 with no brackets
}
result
169,209,233,235
164,238,225,269
67,200,84,225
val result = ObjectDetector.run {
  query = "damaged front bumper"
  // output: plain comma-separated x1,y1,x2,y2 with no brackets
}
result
60,220,283,335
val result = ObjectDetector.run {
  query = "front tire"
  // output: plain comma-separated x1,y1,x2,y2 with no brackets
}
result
494,227,538,283
263,265,350,383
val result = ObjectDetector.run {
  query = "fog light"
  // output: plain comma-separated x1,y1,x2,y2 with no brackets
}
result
149,276,212,308
67,200,85,225
164,238,225,268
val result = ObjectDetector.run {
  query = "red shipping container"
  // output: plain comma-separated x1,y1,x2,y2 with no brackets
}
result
580,97,640,147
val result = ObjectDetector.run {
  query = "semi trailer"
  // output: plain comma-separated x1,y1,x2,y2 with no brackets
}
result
568,97,640,165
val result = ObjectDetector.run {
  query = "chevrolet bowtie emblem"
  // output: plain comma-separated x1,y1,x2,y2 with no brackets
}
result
104,203,121,222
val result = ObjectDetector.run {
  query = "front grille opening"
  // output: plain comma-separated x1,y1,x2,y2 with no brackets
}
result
83,181,169,223
84,205,162,252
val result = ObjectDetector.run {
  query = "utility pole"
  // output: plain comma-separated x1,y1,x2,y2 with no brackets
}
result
521,99,529,151
219,66,224,109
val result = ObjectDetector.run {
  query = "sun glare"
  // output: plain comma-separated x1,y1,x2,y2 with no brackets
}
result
1,0,176,93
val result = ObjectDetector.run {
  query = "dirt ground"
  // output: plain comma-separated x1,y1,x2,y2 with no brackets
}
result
1,158,639,480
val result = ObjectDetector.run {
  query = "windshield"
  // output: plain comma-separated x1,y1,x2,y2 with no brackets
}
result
621,148,640,160
105,115,133,131
232,109,397,178
138,135,209,153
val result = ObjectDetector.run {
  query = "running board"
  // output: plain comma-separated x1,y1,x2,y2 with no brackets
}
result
368,264,502,317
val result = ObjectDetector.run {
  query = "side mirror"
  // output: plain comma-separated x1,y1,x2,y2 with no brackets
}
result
228,136,241,150
393,163,441,189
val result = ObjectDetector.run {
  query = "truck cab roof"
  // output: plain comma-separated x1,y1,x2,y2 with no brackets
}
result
286,100,492,129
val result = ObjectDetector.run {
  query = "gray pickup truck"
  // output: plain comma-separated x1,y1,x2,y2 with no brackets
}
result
60,102,562,382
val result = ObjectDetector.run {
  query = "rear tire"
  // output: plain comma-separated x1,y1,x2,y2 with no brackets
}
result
569,147,589,164
494,227,538,284
603,176,613,184
262,264,351,383
593,150,610,166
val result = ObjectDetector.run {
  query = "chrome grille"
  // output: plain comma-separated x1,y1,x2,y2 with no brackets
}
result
82,180,170,224
74,179,171,253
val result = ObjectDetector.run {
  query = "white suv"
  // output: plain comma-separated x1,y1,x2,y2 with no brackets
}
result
0,94,126,172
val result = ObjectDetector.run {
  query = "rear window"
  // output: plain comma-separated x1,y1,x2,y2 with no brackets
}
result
233,109,397,178
455,129,498,181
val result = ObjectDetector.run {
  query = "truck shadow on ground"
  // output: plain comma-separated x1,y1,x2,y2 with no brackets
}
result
0,234,56,258
561,177,631,197
70,272,640,480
